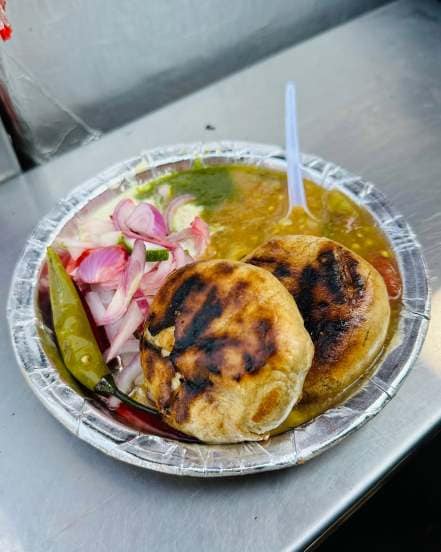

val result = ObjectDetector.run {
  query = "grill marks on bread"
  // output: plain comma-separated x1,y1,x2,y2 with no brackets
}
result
247,241,367,365
294,247,365,365
246,236,390,403
141,260,314,442
148,263,277,393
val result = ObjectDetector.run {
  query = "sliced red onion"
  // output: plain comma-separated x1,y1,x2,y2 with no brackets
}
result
90,284,115,307
76,246,127,284
138,243,194,295
164,194,195,232
87,286,134,351
173,244,193,268
126,202,167,237
169,216,210,257
134,293,150,316
112,198,175,249
107,353,142,410
85,291,120,344
190,216,210,256
85,291,106,323
115,338,140,354
60,231,122,260
99,240,146,325
139,258,173,295
59,238,90,261
94,276,123,291
106,301,144,361
116,354,142,393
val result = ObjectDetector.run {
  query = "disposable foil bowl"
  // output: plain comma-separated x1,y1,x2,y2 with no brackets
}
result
7,142,430,477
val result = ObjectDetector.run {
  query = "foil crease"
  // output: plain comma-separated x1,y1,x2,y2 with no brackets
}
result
7,142,430,477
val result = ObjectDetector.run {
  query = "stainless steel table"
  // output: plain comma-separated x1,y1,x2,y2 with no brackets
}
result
2,1,441,550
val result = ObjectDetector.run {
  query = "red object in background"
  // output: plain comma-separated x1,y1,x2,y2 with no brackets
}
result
0,25,11,41
0,0,12,41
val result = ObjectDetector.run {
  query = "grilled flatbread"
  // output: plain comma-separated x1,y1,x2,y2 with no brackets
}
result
246,235,390,404
141,260,314,443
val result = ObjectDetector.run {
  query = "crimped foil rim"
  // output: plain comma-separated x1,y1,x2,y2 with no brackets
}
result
7,141,430,477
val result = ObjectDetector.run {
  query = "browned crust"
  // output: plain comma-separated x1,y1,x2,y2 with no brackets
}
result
246,235,390,403
141,259,314,442
143,262,280,422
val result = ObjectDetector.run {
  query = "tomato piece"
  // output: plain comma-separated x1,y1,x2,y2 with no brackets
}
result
114,403,196,442
370,256,402,300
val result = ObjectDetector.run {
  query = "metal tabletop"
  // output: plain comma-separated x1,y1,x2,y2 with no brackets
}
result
1,1,441,550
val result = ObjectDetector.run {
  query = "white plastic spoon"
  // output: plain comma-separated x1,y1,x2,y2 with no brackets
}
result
285,82,308,214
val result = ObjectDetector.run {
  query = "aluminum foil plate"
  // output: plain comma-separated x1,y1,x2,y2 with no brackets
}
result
7,142,430,477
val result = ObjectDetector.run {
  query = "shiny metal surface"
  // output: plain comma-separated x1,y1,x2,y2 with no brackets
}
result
8,143,429,476
0,120,20,182
1,0,389,163
1,0,441,549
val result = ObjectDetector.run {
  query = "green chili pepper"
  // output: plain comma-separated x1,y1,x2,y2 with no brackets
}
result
47,247,157,415
47,246,109,390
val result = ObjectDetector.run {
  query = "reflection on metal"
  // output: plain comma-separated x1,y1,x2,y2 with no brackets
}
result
0,117,20,181
1,0,389,163
7,143,430,476
0,53,101,163
0,509,24,552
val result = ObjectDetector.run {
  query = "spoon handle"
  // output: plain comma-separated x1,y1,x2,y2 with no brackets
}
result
285,82,306,210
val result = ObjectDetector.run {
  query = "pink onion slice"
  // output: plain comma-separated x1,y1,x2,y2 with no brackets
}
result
164,194,195,232
169,216,210,257
139,258,174,296
115,338,140,355
93,276,123,291
85,291,106,323
61,217,122,260
112,198,175,249
127,202,167,237
116,354,142,393
60,231,122,261
107,353,143,410
189,216,210,256
112,199,134,235
173,244,193,269
106,301,144,361
90,284,114,307
99,240,146,325
59,238,91,261
76,246,127,284
85,291,120,343
133,291,150,316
